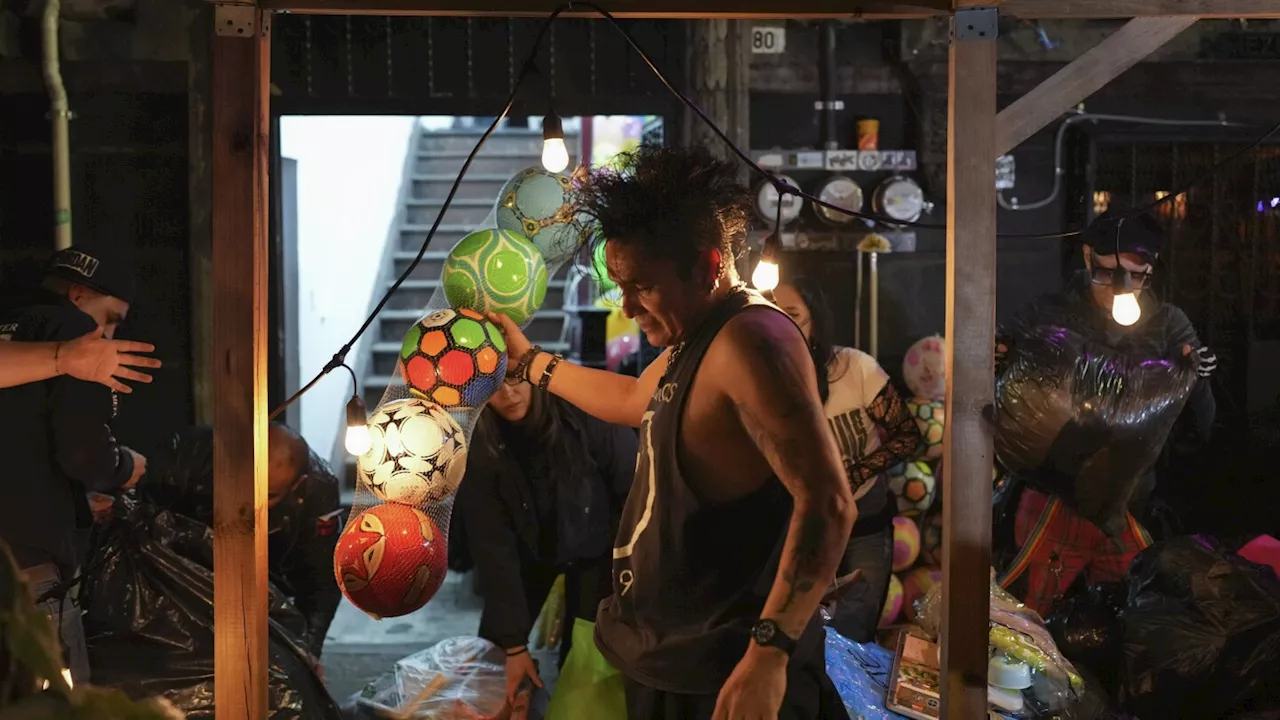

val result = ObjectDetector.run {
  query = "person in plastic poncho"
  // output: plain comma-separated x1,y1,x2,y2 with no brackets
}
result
994,211,1217,617
143,423,344,661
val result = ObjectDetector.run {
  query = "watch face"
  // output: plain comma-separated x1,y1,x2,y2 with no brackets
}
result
753,620,776,644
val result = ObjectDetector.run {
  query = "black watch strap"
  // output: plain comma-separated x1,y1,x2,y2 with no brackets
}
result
750,619,797,656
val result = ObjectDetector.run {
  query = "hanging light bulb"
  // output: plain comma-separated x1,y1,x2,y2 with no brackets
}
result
1110,267,1141,326
344,394,372,456
541,113,569,173
752,233,782,292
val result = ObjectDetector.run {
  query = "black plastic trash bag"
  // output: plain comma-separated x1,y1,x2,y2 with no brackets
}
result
1045,583,1126,700
1119,536,1280,719
79,499,341,719
994,325,1198,537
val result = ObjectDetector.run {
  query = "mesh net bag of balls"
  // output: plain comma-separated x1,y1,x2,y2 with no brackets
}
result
334,166,580,620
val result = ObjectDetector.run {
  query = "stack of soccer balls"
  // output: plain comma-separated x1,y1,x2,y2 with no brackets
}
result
334,166,578,620
879,335,946,628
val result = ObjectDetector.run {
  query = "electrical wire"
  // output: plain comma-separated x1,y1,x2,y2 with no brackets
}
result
269,7,567,420
268,4,1280,418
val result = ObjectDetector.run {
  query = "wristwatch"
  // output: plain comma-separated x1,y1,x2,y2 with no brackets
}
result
750,619,797,656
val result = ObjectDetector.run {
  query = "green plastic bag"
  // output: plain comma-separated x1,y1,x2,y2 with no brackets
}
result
544,619,627,719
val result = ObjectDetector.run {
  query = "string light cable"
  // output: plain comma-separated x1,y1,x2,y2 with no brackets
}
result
268,4,1279,418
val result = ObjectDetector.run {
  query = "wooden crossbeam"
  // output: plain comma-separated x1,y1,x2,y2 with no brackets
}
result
1000,0,1280,18
995,17,1198,157
211,7,271,720
255,0,1280,17
942,30,997,720
253,0,951,17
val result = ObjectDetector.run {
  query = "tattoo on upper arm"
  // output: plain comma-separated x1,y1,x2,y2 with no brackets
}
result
734,328,821,478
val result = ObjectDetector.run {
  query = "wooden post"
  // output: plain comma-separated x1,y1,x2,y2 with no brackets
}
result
941,19,996,720
682,19,751,167
211,6,271,719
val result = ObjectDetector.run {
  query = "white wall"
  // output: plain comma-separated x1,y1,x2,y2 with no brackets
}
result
280,116,417,462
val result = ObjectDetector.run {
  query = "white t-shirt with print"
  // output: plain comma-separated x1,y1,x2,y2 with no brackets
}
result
824,346,890,502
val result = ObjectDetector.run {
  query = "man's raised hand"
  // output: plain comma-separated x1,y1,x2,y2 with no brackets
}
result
60,331,161,393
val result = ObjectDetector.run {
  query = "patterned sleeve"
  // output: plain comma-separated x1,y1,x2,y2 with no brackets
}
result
846,382,923,487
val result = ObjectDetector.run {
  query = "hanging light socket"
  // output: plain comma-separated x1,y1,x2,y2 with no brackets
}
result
344,394,372,456
541,113,570,173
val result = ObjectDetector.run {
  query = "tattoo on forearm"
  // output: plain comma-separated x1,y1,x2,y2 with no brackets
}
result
779,509,830,613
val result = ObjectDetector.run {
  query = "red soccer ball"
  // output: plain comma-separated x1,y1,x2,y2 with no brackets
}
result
333,503,448,619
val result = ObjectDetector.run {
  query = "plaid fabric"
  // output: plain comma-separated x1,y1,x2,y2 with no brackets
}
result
998,488,1152,616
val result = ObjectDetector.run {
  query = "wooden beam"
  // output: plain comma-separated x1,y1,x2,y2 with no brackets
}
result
994,17,1197,156
254,0,951,18
253,0,1280,17
1000,0,1280,18
211,6,271,720
942,28,996,720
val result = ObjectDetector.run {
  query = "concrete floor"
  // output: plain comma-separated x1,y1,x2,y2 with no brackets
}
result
321,570,561,714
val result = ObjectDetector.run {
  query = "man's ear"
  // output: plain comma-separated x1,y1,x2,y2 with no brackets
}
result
703,248,723,285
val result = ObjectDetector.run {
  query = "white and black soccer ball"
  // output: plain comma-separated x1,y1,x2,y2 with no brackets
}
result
357,397,468,508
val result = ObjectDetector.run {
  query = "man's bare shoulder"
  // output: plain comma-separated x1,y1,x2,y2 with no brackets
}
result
715,306,806,357
704,306,811,392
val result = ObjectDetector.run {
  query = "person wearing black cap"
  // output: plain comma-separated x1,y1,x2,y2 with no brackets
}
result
992,211,1216,616
0,246,148,684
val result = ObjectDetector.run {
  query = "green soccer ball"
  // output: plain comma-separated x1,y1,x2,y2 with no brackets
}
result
442,228,549,326
495,167,580,265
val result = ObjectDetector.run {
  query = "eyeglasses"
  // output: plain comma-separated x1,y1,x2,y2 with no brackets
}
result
1090,266,1152,288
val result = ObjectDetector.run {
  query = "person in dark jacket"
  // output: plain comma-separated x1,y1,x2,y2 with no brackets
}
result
995,211,1216,616
141,422,344,659
451,378,636,714
0,247,147,685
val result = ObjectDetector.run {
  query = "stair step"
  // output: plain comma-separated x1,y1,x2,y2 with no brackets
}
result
384,278,567,311
403,201,493,228
413,153,578,177
410,174,511,202
417,130,581,156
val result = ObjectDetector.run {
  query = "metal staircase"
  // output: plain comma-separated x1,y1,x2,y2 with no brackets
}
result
343,122,578,493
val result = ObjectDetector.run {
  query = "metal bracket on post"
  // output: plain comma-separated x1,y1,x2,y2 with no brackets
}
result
952,7,999,42
214,4,256,37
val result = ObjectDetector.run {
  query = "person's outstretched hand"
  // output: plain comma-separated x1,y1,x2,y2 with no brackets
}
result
61,331,161,393
504,648,541,720
487,312,533,374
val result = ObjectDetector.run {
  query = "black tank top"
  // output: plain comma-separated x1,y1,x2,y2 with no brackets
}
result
593,287,823,693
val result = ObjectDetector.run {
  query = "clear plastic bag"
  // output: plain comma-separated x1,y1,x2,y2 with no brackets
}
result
388,637,510,720
994,325,1198,537
915,575,1084,713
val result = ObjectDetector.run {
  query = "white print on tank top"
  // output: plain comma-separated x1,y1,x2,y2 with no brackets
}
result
824,346,890,500
614,408,658,596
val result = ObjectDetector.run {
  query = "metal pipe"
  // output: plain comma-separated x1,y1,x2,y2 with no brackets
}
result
818,22,838,149
997,110,1248,212
854,250,863,349
869,251,879,358
42,0,72,250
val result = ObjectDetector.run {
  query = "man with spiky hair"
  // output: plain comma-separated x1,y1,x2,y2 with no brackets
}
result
490,145,854,719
